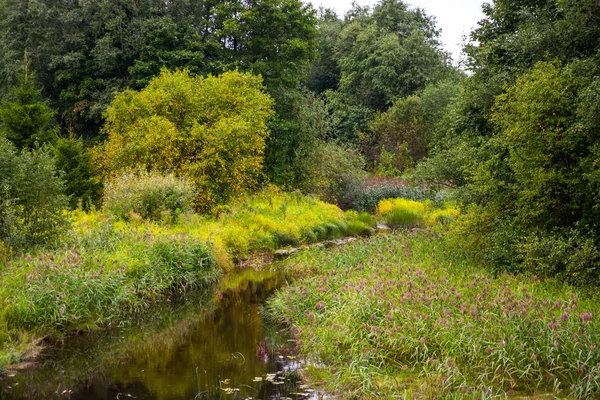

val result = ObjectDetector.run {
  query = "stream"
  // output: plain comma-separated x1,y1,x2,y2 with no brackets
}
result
1,268,326,400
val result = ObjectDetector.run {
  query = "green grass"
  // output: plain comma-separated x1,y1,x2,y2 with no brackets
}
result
0,189,375,370
267,231,600,398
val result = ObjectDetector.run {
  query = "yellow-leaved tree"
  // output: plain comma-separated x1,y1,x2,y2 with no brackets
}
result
97,69,274,211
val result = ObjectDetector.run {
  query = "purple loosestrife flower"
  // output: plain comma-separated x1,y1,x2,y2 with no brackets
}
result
580,312,593,322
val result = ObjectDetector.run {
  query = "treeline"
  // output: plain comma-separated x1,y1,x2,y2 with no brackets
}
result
416,0,600,285
0,0,599,284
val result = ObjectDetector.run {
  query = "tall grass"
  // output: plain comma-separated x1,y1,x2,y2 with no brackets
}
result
0,188,374,369
267,232,600,398
376,198,459,229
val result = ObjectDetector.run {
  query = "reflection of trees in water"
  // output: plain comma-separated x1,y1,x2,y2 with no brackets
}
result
1,269,306,400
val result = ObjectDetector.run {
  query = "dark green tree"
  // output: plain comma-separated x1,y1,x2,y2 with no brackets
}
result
0,0,317,137
0,136,68,248
311,0,454,140
53,135,103,209
0,54,56,149
416,0,600,283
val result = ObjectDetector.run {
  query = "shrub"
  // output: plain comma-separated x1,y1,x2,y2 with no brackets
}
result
519,230,600,286
103,169,194,222
97,69,274,211
297,141,367,205
358,89,458,174
53,136,103,209
0,137,68,248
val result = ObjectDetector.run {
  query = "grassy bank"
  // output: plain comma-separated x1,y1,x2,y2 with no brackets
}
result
0,190,375,369
267,231,600,398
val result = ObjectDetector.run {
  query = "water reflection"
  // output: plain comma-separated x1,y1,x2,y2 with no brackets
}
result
1,269,324,400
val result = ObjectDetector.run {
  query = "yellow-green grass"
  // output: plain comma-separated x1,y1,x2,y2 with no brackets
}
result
267,231,600,398
0,189,374,370
376,198,459,229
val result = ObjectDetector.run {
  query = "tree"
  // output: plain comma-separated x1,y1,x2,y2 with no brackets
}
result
98,69,274,211
0,0,317,138
0,137,68,248
53,135,102,209
311,0,454,140
415,0,600,283
0,54,55,149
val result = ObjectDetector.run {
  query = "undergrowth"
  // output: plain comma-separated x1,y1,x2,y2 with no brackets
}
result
267,232,600,398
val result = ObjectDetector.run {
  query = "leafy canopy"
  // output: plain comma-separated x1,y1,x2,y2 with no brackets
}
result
98,69,274,210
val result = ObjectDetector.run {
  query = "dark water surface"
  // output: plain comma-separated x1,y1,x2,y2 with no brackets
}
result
1,269,323,400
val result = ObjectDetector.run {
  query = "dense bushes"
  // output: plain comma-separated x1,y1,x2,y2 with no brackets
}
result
0,137,68,249
442,61,600,284
297,141,366,205
103,169,193,222
414,0,600,285
97,69,274,211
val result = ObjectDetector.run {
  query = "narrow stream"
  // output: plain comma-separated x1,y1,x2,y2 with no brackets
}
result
1,268,325,400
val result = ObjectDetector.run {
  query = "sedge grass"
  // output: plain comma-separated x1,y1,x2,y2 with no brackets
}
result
267,231,600,398
0,189,374,369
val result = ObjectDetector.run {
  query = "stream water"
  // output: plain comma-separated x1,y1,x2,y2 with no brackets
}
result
1,268,325,400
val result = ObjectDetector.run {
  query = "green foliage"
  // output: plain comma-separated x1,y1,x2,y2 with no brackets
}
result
296,141,367,205
467,0,600,80
519,230,600,287
334,1,450,111
268,232,600,397
53,136,102,209
99,69,274,211
103,169,194,223
307,0,456,140
265,90,333,187
449,61,600,281
416,0,600,283
0,0,317,136
1,230,217,332
0,63,56,149
0,137,68,249
373,144,402,177
307,8,343,94
362,78,462,174
491,62,590,228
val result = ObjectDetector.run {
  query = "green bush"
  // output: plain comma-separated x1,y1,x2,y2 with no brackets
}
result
0,137,68,248
53,136,102,209
103,169,193,222
297,140,367,206
519,230,600,286
98,69,274,211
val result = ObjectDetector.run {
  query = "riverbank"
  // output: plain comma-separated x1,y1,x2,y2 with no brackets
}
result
0,267,309,399
267,231,600,398
0,190,376,370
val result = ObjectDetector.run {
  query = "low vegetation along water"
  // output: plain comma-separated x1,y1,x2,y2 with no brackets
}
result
0,268,326,400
